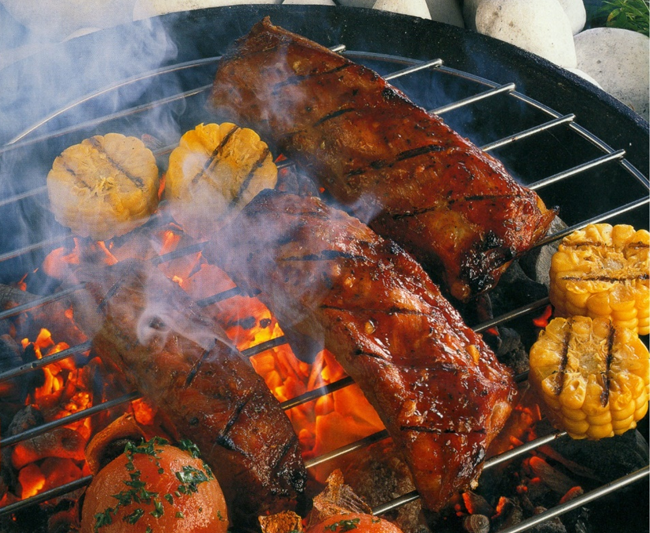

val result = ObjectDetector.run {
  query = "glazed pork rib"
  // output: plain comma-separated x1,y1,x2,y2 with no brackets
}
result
210,18,556,302
209,191,517,511
72,260,307,524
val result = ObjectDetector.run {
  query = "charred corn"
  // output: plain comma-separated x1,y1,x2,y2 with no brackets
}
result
529,316,649,440
47,133,160,240
165,122,277,238
549,223,649,335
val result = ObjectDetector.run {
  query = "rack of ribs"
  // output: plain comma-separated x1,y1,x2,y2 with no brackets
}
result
209,18,556,302
71,259,307,526
208,191,517,511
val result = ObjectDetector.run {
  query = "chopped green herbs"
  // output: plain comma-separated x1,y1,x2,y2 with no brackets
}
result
150,499,165,519
178,439,202,458
124,508,145,525
324,518,362,532
175,465,210,493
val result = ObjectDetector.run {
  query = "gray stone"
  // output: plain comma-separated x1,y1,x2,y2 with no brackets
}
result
462,0,482,30
282,0,335,4
575,27,650,121
425,0,464,27
557,0,586,34
566,67,602,89
475,0,577,69
372,0,431,19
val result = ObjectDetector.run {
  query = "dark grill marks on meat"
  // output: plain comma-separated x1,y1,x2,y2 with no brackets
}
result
210,17,556,302
71,260,307,526
271,64,352,93
209,192,517,512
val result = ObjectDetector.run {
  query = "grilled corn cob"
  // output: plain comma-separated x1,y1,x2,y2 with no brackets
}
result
47,133,160,241
165,122,277,238
549,223,649,335
529,316,649,439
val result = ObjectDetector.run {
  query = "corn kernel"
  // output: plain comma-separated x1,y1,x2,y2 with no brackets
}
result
549,224,649,335
166,122,277,239
529,316,649,440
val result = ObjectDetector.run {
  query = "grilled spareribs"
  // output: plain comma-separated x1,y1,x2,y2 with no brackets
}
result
210,17,556,302
209,191,517,511
72,260,307,525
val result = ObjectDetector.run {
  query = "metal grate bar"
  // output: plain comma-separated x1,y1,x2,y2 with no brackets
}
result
0,391,139,449
280,376,355,411
384,59,443,81
0,475,94,516
529,149,627,191
0,186,47,208
473,297,549,333
5,56,222,147
433,83,515,115
371,430,568,516
535,196,650,248
498,466,650,533
0,234,71,264
305,429,390,469
0,340,92,384
481,114,575,152
0,284,83,322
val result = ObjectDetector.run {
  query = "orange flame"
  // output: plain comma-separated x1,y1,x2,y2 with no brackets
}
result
533,305,553,328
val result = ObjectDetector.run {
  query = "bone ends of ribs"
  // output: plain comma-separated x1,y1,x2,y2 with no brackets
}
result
210,17,556,302
71,260,307,525
209,191,517,512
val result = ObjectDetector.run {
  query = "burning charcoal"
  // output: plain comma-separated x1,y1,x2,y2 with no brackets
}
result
11,427,86,470
0,335,26,405
488,261,549,316
461,514,490,533
461,491,494,517
526,456,576,496
493,497,524,531
0,283,38,310
2,405,44,493
551,429,649,482
529,507,567,533
518,216,567,288
491,326,529,374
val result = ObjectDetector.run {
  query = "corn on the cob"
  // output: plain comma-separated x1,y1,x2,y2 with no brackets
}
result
165,122,277,239
47,133,160,240
549,223,649,335
529,316,649,439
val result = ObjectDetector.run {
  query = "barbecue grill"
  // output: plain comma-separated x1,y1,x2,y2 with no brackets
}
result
0,5,648,533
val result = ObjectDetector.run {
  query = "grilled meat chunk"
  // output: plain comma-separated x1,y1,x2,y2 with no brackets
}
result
208,191,517,511
210,17,556,302
72,260,307,525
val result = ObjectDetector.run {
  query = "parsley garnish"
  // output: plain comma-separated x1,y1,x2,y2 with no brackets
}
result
178,439,201,459
175,465,209,493
150,499,164,519
324,518,362,532
123,508,145,525
94,508,114,531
